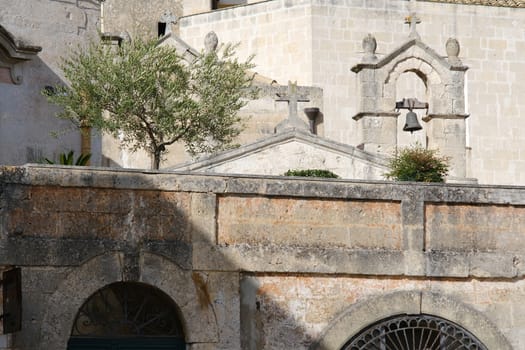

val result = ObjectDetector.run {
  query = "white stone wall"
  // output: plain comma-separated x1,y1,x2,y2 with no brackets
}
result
180,0,314,87
179,0,525,185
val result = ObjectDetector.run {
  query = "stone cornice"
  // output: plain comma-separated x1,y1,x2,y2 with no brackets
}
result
0,25,41,63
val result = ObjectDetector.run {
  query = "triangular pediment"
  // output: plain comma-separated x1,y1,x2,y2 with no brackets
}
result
0,24,41,63
171,130,389,180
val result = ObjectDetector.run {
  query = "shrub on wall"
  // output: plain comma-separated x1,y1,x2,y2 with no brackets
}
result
385,144,449,182
284,169,339,178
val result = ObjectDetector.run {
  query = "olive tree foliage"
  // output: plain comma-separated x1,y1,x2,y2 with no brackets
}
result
45,39,256,169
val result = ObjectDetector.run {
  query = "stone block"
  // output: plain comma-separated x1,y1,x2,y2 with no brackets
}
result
425,203,525,253
217,196,403,250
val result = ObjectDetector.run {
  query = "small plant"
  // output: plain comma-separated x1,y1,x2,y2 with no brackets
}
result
284,169,339,178
385,144,449,182
44,151,91,166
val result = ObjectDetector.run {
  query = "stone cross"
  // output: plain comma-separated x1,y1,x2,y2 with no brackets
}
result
275,81,310,132
405,12,421,39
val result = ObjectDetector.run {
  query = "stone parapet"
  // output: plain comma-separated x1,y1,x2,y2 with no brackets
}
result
2,165,525,279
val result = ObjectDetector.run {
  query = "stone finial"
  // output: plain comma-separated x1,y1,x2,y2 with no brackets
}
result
204,31,219,53
404,12,421,39
362,34,377,63
446,37,462,65
159,10,178,36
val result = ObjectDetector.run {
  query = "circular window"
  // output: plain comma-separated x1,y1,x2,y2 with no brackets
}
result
342,314,487,350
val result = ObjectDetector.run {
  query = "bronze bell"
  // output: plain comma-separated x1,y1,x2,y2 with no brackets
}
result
403,110,422,133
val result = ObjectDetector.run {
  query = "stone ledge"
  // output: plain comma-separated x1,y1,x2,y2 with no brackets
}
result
193,243,525,278
3,165,525,204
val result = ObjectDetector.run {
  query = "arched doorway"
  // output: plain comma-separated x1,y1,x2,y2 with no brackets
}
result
67,282,186,350
342,314,487,350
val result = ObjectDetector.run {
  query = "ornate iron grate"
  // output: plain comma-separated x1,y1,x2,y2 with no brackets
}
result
71,282,184,337
342,314,488,350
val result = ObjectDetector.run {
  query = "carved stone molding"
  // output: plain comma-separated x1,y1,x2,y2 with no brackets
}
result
0,24,41,84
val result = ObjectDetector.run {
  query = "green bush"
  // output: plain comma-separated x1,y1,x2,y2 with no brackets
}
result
284,169,339,178
385,145,449,182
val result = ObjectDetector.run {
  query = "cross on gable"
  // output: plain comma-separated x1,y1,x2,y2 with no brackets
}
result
276,81,310,122
404,12,421,39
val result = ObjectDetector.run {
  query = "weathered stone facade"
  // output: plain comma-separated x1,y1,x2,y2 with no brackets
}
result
1,165,525,349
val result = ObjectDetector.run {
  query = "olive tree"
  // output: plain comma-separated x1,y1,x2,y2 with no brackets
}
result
45,38,256,169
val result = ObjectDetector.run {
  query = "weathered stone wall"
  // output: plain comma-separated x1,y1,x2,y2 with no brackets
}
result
0,0,100,166
179,0,525,185
1,165,525,349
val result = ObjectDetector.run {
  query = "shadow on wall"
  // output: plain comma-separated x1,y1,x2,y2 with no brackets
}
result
0,56,102,166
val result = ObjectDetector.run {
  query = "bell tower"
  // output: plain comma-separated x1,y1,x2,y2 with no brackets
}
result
351,16,472,182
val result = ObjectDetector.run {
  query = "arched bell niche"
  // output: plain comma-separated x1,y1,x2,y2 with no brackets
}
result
395,70,428,149
67,281,186,350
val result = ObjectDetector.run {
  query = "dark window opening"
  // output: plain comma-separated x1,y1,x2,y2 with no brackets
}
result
158,22,167,37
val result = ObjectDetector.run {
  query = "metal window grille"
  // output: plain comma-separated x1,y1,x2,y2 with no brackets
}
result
342,314,488,350
70,282,184,337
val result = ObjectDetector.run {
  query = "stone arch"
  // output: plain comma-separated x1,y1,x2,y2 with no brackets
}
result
40,251,219,349
384,57,441,86
311,290,511,350
383,57,442,108
67,281,186,349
